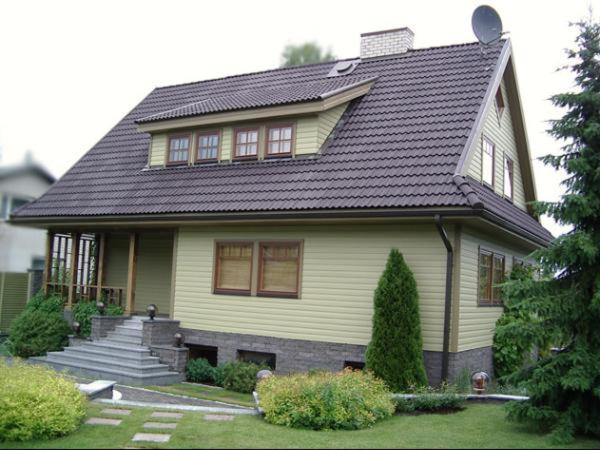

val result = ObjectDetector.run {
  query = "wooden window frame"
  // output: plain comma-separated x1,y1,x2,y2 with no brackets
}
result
213,240,254,296
166,133,192,166
264,123,295,158
481,136,495,188
503,156,514,201
477,246,505,307
195,130,221,163
256,240,303,299
233,127,260,160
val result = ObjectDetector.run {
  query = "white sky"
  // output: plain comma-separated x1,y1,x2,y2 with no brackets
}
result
0,0,597,237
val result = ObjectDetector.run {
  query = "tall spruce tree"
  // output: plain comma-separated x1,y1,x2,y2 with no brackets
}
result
498,18,600,442
366,248,428,391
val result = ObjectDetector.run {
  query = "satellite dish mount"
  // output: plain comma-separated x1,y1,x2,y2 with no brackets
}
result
472,5,505,48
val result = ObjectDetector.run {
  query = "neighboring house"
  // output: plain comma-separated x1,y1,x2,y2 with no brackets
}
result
0,162,55,272
12,28,552,384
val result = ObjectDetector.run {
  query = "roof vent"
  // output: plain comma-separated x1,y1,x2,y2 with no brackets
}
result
327,59,360,77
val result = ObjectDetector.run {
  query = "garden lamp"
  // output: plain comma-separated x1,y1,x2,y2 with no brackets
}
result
471,371,490,394
174,332,184,348
147,304,157,320
96,301,106,315
72,321,81,336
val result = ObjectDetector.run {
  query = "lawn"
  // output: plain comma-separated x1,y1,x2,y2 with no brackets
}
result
146,382,256,407
1,403,598,449
0,336,9,357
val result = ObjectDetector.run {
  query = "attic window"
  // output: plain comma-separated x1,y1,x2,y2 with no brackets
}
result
234,128,259,159
167,134,191,165
495,87,505,120
482,137,495,187
196,131,220,162
266,124,293,157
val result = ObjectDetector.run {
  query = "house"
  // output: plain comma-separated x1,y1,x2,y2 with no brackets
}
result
12,28,552,385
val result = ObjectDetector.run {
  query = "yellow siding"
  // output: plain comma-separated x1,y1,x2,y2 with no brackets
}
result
221,127,232,161
135,232,174,316
173,223,449,349
458,227,531,351
103,234,129,289
295,116,320,155
467,79,527,210
317,103,347,149
149,134,167,167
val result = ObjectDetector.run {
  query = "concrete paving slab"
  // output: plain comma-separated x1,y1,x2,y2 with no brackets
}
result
143,422,177,429
132,433,171,443
151,411,183,419
85,417,122,426
204,414,235,422
101,408,131,416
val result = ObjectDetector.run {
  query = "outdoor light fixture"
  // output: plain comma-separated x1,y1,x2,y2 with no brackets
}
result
147,304,157,320
471,371,490,394
257,369,273,381
174,332,184,348
96,301,106,315
72,321,81,335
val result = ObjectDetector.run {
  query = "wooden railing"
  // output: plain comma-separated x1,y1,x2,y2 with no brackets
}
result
45,283,126,308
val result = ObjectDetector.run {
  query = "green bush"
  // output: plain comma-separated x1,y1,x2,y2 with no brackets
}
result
213,364,225,387
257,369,395,430
72,300,123,337
186,358,216,383
394,385,465,413
220,361,268,393
7,309,71,358
366,248,428,391
0,359,86,441
25,292,64,314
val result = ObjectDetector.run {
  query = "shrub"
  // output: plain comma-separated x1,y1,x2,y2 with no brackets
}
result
7,309,71,358
0,359,86,441
213,364,225,387
394,385,465,413
220,361,268,393
258,369,395,430
366,248,428,391
186,358,216,383
25,292,64,314
72,300,123,337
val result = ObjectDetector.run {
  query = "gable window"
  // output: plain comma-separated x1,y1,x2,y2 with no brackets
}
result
495,87,505,120
266,124,293,156
482,137,495,187
167,134,191,164
258,241,301,298
234,128,259,159
214,242,253,295
504,157,514,200
478,248,505,306
196,131,220,161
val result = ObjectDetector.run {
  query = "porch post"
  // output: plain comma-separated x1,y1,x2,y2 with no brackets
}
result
125,232,138,314
67,232,80,309
43,230,54,295
96,233,106,301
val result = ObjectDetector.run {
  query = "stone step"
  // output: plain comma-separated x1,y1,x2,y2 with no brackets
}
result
102,335,144,346
64,346,161,366
46,352,171,375
113,325,144,336
30,357,184,386
85,342,153,359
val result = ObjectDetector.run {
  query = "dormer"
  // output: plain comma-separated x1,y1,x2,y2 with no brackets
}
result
137,76,376,168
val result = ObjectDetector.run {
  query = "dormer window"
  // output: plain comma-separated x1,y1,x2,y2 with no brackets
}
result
196,131,220,162
266,124,294,157
167,134,191,165
234,128,259,159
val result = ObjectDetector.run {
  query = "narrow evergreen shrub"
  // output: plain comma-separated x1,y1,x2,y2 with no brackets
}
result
220,361,268,393
0,359,86,441
7,310,71,358
186,358,216,383
366,248,428,391
257,369,395,430
72,300,123,337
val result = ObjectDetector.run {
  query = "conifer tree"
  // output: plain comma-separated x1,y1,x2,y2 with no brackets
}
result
498,18,600,442
366,248,428,391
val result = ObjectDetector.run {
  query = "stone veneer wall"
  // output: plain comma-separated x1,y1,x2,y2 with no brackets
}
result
181,327,494,384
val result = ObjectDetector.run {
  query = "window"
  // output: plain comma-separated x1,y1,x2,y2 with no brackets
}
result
266,124,293,156
258,241,301,297
478,248,505,306
167,134,191,164
234,128,259,158
10,197,29,213
196,131,220,161
214,242,253,295
495,87,505,120
186,345,218,366
238,350,276,370
482,137,495,187
504,157,514,200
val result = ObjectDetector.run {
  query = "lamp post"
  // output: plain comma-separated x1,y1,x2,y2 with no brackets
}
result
96,301,106,316
174,332,184,348
146,304,157,321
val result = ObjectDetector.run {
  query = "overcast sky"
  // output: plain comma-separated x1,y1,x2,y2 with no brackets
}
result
0,0,597,237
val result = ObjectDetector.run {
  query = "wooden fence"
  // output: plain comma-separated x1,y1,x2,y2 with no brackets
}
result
0,272,29,334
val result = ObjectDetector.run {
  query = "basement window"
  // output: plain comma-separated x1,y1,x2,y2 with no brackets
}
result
343,361,365,371
237,350,276,370
186,344,218,367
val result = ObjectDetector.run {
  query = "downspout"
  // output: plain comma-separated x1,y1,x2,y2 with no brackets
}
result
434,214,453,383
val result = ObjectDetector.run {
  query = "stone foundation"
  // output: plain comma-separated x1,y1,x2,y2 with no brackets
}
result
91,315,128,340
181,327,494,385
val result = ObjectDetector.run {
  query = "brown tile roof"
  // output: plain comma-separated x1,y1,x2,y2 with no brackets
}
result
12,40,552,244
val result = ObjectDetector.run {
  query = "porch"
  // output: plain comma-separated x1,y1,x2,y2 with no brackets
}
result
43,229,175,317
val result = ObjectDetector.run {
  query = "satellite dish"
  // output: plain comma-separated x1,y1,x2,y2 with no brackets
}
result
472,5,503,45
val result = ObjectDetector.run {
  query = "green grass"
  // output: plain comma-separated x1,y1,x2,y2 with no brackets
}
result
1,402,598,449
0,336,9,357
146,382,256,407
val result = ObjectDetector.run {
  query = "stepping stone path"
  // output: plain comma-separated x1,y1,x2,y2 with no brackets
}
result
151,411,183,419
86,417,122,426
204,414,235,422
143,422,177,429
101,408,132,416
132,433,171,443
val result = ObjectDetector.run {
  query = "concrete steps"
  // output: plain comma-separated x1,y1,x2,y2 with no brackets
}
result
30,317,184,386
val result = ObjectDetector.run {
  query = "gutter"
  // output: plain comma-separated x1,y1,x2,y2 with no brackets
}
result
434,214,453,383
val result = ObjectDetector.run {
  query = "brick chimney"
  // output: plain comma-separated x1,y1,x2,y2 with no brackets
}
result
360,27,414,59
